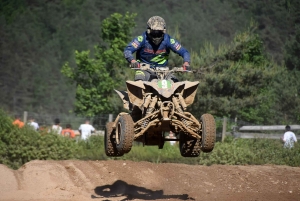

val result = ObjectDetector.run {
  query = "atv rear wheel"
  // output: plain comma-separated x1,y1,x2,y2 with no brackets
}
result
116,114,135,153
200,113,216,153
105,122,123,157
179,132,201,157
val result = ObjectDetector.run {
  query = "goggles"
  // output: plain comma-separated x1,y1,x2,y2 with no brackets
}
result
150,30,164,38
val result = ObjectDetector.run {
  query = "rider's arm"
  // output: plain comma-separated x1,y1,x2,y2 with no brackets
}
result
124,34,145,63
167,36,190,64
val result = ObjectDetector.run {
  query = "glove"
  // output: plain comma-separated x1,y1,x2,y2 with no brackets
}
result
182,62,191,71
130,61,140,68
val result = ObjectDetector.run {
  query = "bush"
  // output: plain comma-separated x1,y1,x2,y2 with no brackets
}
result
0,110,78,169
76,135,106,160
1,110,300,169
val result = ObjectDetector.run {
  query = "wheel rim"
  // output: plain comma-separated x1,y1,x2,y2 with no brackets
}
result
116,122,121,144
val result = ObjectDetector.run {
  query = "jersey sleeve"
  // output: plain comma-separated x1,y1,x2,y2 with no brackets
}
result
167,37,190,63
124,35,144,63
293,133,298,142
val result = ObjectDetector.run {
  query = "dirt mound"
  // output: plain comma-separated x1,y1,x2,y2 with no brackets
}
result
0,160,299,201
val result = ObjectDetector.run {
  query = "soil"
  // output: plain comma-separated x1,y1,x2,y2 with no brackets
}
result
0,160,300,201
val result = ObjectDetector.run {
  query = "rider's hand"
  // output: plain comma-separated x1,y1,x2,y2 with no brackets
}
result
182,62,191,71
130,60,140,68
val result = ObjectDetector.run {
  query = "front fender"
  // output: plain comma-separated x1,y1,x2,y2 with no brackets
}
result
114,90,132,110
126,80,145,108
183,81,199,106
143,81,185,99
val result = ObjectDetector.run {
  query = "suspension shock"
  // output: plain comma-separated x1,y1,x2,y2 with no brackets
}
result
172,96,188,126
172,96,183,113
143,96,158,128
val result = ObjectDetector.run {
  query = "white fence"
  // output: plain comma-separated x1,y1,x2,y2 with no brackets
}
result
233,125,300,139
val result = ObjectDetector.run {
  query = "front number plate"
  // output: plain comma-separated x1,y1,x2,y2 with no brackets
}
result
158,80,172,89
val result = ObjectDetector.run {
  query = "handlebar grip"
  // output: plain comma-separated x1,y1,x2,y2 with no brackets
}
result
173,67,184,71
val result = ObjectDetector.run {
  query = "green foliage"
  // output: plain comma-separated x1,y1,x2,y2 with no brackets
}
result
1,106,299,169
98,12,137,91
0,0,26,23
229,0,299,63
0,109,77,169
189,23,280,123
113,137,300,167
62,50,115,116
76,135,106,160
284,25,300,70
232,23,266,65
270,69,300,124
61,12,137,116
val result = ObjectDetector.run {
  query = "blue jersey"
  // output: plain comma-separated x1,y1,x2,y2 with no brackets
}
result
124,32,190,67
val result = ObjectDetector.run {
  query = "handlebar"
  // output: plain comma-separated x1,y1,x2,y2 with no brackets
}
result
130,65,193,73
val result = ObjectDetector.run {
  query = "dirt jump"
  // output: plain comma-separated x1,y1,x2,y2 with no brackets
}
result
0,160,299,201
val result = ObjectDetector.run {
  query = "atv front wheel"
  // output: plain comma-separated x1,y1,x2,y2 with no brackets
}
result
105,122,123,157
200,114,216,153
116,114,135,153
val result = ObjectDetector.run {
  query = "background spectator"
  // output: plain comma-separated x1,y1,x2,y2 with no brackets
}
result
28,117,39,131
49,118,62,134
12,115,24,128
282,125,297,148
78,119,95,140
61,124,75,138
166,131,177,146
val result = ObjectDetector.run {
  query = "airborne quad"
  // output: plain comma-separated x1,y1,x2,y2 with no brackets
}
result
105,63,216,157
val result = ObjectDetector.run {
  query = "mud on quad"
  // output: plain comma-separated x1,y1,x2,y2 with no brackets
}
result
105,63,216,157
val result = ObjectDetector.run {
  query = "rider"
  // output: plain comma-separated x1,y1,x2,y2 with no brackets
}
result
124,16,191,82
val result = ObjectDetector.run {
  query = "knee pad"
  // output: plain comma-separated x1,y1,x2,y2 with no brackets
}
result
134,70,146,81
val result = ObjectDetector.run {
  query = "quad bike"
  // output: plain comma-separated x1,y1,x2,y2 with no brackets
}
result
105,63,216,157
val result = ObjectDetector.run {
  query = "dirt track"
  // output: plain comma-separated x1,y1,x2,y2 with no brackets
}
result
0,160,300,201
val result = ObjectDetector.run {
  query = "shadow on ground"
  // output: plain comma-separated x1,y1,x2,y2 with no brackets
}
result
92,180,194,200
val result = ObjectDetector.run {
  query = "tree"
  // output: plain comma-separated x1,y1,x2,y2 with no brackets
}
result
0,0,26,23
270,69,300,124
189,23,279,124
284,25,300,71
61,12,136,117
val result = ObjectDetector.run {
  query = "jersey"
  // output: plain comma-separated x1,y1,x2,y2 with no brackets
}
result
50,125,62,134
124,32,190,67
78,124,95,140
283,131,297,148
62,128,76,138
28,121,39,131
13,119,24,128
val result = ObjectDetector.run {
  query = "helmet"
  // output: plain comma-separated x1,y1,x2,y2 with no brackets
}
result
147,16,166,45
